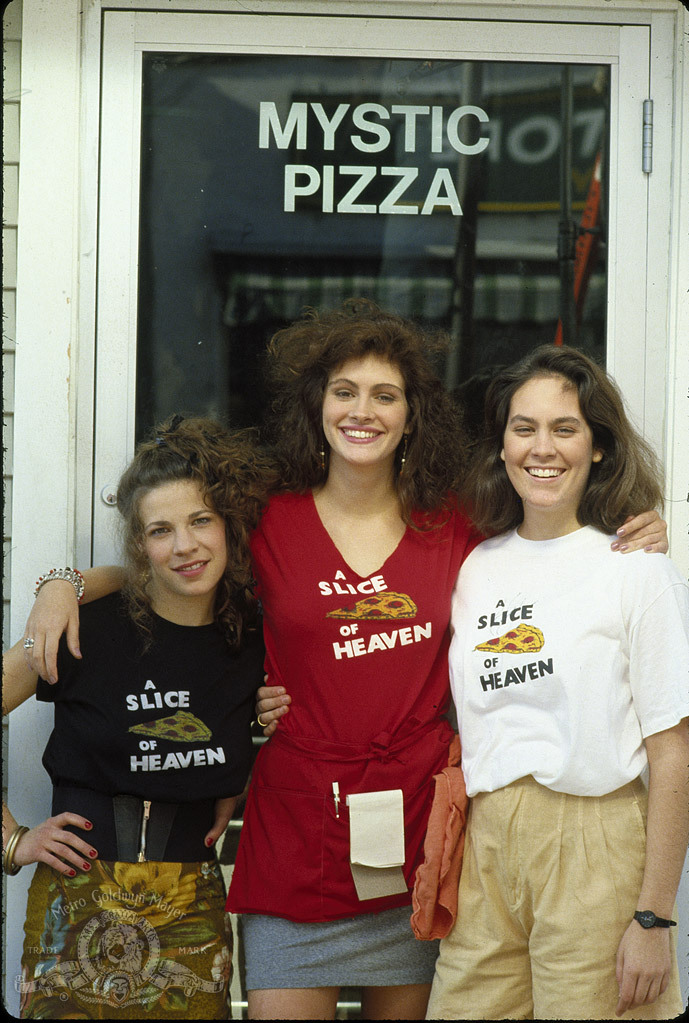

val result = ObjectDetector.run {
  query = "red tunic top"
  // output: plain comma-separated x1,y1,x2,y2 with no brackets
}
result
227,492,480,921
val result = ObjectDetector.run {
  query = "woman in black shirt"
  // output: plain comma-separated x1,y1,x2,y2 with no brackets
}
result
2,417,272,1020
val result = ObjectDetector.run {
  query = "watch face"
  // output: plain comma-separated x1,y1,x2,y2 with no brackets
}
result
636,911,656,928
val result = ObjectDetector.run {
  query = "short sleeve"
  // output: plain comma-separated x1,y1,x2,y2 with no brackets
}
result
629,579,689,738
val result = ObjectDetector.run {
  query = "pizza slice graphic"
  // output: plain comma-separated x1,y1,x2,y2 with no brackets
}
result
474,622,545,654
128,710,212,743
326,590,417,620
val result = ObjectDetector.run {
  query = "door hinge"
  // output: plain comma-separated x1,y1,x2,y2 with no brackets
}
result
642,99,653,174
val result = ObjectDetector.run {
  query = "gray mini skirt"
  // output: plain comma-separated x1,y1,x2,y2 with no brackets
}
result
241,905,439,989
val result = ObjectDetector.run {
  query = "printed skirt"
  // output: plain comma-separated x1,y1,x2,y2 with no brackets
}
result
19,859,232,1020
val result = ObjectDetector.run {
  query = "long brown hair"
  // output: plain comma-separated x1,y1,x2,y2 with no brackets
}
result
266,299,467,524
116,416,275,647
465,345,664,536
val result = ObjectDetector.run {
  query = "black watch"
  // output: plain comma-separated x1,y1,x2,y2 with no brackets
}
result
633,910,677,929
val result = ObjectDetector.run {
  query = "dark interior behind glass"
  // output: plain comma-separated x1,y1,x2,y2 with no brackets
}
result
137,53,609,442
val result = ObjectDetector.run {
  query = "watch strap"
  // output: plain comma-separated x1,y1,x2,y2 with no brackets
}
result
633,910,677,929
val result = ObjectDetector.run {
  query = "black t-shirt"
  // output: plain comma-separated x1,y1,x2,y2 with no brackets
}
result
37,593,264,801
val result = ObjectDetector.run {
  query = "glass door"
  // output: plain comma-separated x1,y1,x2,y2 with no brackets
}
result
94,11,650,562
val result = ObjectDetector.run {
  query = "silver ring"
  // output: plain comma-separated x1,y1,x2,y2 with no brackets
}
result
23,637,35,649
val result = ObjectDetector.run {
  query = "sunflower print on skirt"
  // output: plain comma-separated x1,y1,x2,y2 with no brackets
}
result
19,859,232,1019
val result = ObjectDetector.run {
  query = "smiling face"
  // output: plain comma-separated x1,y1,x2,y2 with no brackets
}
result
501,374,603,539
322,353,410,473
139,478,228,624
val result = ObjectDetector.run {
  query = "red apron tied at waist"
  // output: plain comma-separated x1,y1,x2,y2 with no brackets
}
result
227,717,455,922
270,714,444,764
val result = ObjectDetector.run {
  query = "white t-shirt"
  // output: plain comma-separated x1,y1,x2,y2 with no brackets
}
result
449,526,689,797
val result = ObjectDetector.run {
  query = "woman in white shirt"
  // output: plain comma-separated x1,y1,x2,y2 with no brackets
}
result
428,345,689,1021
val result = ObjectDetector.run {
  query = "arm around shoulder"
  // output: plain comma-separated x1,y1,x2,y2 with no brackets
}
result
24,565,125,683
611,510,668,554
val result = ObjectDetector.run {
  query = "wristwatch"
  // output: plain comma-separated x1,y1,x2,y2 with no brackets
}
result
633,910,677,929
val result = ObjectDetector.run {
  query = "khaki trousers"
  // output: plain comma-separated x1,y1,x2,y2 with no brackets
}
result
427,776,683,1020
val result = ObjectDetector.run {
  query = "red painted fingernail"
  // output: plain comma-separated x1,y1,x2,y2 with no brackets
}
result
84,821,93,829
88,849,97,858
205,837,213,847
68,869,76,877
82,863,90,870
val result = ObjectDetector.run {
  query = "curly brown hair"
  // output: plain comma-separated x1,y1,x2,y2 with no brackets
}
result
266,299,467,524
116,416,276,648
465,345,664,536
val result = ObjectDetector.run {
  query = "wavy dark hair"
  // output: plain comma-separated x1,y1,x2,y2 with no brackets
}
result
465,345,664,536
266,299,467,524
116,416,276,648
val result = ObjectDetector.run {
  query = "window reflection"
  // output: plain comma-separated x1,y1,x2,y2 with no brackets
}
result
137,53,608,441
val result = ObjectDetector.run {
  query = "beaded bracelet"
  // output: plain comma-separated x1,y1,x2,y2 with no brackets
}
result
34,567,85,604
2,825,30,875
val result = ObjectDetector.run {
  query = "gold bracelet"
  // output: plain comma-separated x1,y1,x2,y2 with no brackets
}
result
2,825,30,875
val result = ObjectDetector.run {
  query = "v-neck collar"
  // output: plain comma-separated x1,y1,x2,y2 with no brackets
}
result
308,490,409,580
